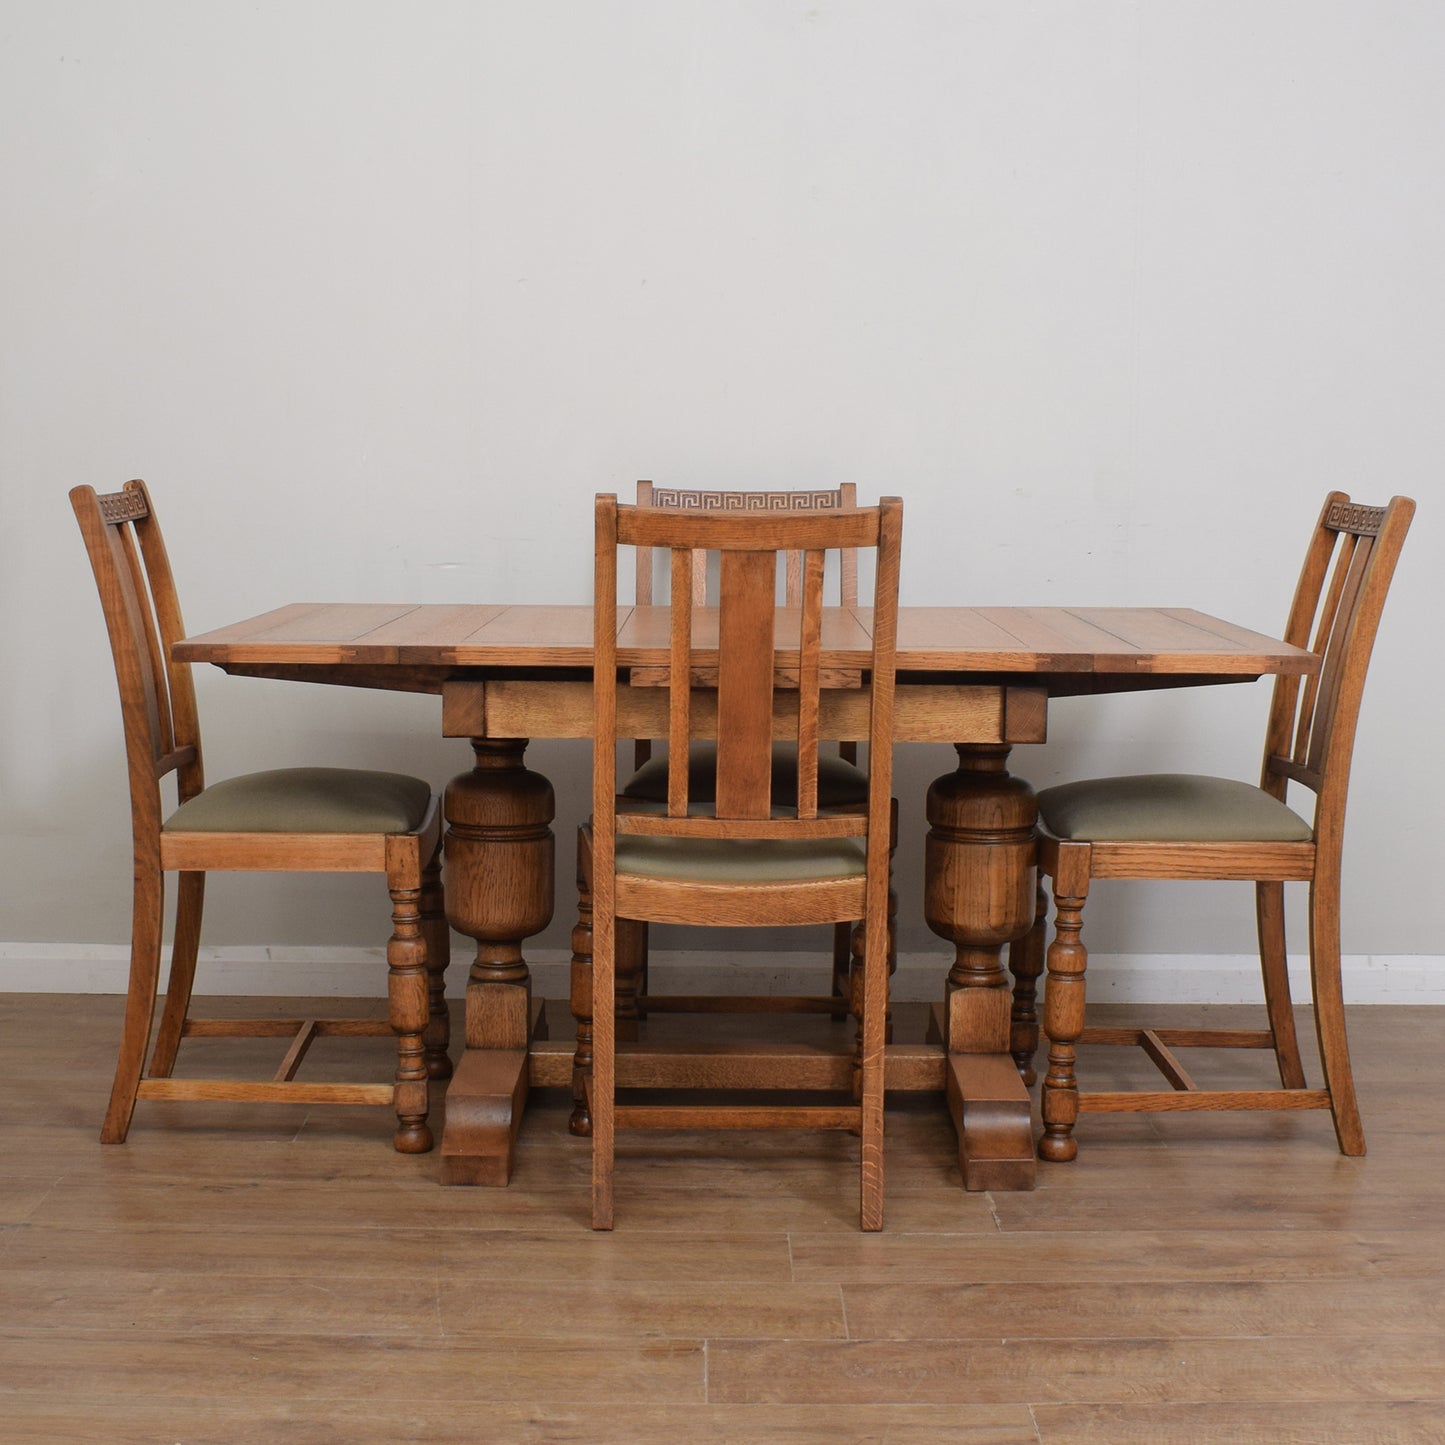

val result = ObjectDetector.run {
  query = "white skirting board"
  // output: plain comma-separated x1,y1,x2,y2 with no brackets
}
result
0,943,1439,1004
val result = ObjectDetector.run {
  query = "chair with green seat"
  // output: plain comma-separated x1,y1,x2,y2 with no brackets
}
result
583,493,903,1229
624,482,880,1020
71,480,450,1151
1036,492,1414,1162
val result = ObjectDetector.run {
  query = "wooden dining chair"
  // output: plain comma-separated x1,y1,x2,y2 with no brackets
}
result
625,482,874,1017
1036,492,1415,1162
584,493,902,1229
72,480,451,1151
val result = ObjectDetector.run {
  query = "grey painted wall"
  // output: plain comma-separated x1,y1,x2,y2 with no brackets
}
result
2,2,1437,964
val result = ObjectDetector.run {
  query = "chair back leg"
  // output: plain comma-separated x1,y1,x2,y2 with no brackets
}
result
148,869,206,1079
859,907,889,1230
102,864,166,1143
1307,874,1365,1155
590,889,617,1230
1254,879,1307,1090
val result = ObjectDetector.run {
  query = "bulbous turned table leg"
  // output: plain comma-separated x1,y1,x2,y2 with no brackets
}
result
437,738,555,1186
925,743,1039,1191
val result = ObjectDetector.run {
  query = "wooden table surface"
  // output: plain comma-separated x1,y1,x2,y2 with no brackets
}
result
178,602,1315,686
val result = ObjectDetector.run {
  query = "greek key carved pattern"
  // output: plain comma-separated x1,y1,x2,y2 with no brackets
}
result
97,490,149,524
1325,500,1385,537
648,488,844,514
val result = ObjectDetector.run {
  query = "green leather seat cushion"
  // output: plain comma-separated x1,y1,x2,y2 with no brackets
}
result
615,834,867,884
1037,773,1313,843
623,743,868,808
164,768,432,835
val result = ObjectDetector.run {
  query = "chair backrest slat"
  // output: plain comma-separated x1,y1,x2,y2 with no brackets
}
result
1262,493,1413,821
667,547,693,817
794,548,826,819
114,519,172,762
1302,530,1371,778
1289,527,1358,767
715,548,781,819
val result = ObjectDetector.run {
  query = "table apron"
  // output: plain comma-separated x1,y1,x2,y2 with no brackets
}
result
441,679,1048,745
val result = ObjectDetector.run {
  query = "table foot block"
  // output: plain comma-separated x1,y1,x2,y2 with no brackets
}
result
438,1047,529,1187
945,1052,1036,1192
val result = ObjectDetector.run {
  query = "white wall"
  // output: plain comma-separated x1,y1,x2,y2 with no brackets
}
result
2,3,1439,981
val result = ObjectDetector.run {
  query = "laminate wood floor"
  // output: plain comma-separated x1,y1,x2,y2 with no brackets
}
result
2,994,1442,1444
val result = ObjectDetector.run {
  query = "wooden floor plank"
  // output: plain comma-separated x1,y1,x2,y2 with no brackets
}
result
991,1180,1445,1233
842,1277,1445,1340
706,1335,1445,1405
1031,1400,1445,1445
0,1268,443,1336
0,1330,706,1405
0,1399,1040,1445
790,1228,1445,1284
0,1223,795,1285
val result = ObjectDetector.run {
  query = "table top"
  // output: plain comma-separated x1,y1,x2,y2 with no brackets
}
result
176,603,1316,698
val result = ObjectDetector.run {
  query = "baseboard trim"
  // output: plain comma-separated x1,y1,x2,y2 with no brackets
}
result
1,943,1439,1004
